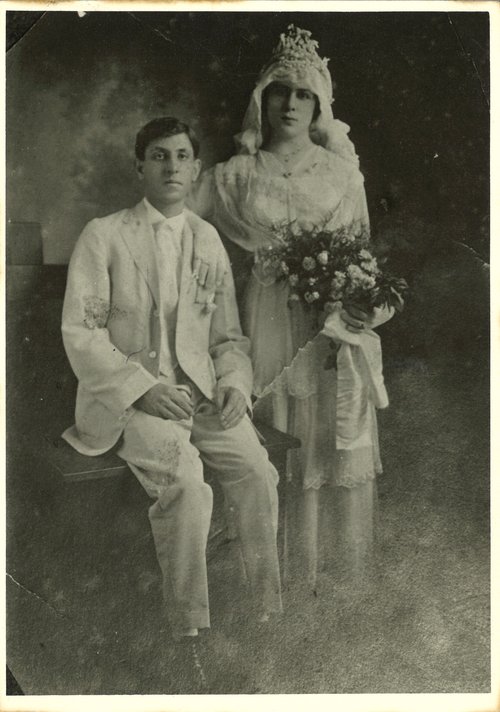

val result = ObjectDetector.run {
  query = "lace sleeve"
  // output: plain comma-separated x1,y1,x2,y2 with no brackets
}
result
351,179,370,230
322,168,370,234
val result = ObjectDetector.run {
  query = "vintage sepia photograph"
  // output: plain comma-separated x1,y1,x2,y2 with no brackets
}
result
3,2,494,707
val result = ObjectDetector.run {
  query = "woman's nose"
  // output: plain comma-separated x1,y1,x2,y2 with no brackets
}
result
284,91,297,110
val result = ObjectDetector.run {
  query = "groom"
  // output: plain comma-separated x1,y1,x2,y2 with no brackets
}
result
61,117,282,689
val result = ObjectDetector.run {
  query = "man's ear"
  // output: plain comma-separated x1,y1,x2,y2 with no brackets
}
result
135,159,144,179
192,158,202,183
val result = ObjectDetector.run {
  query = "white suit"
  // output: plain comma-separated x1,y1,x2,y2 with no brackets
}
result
62,200,282,631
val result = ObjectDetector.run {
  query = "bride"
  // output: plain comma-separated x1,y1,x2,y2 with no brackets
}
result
193,25,395,592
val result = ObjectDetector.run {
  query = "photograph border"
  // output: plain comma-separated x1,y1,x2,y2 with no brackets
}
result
1,2,497,711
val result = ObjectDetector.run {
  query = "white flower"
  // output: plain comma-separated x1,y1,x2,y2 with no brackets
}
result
347,264,365,282
359,248,372,260
338,232,356,246
289,274,299,286
331,271,347,289
324,300,341,313
317,250,329,266
348,264,377,289
330,270,347,301
288,293,300,305
204,294,217,314
308,277,317,286
304,291,320,304
280,261,290,275
302,256,316,271
361,258,379,274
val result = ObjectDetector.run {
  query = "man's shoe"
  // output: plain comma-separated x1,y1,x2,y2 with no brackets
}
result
187,638,208,692
173,636,209,693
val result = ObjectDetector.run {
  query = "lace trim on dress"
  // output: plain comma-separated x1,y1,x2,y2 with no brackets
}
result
255,337,324,400
218,148,360,198
288,443,383,489
288,461,381,490
304,469,378,490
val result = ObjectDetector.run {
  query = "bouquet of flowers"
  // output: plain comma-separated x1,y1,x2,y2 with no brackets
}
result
257,222,408,318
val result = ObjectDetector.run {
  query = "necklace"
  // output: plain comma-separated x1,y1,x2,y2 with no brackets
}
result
273,143,311,163
268,142,314,179
266,139,313,164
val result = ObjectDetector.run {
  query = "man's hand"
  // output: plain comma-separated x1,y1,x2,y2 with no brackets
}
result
341,304,395,333
134,384,193,420
215,386,247,429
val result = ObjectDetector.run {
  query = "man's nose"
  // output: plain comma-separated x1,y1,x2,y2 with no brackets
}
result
163,158,179,173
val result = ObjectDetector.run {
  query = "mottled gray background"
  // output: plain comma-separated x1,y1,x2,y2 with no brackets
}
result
7,11,488,256
7,10,489,355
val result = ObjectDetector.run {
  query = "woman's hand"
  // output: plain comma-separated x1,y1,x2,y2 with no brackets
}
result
135,384,194,420
341,304,395,333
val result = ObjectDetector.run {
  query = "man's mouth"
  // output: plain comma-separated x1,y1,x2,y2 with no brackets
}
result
164,180,183,186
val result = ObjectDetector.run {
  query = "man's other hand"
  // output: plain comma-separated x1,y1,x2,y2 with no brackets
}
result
215,386,247,429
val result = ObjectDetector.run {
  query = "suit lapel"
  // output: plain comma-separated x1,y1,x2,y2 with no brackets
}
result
119,201,160,308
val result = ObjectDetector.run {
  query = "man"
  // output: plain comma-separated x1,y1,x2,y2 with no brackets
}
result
61,117,282,689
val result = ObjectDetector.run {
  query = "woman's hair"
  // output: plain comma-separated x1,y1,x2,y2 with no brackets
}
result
135,117,200,160
261,82,321,127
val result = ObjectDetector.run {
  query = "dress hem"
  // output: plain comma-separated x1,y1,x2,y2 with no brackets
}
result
287,466,382,491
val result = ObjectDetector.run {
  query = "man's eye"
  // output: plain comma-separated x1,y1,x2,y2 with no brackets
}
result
178,153,189,160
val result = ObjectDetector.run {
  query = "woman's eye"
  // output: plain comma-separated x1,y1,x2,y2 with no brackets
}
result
297,90,314,101
152,153,165,161
270,83,288,97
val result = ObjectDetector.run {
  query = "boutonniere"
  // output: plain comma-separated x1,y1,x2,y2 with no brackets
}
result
194,280,218,313
203,293,217,314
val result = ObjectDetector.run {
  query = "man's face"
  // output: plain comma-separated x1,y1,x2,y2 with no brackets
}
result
136,133,201,213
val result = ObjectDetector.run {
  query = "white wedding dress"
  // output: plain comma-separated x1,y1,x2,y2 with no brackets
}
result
194,145,385,590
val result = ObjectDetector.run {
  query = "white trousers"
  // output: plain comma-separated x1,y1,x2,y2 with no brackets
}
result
118,396,282,632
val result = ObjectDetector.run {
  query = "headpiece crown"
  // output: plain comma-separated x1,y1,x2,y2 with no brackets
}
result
261,24,330,78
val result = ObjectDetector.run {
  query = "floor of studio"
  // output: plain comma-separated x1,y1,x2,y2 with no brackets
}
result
6,295,490,696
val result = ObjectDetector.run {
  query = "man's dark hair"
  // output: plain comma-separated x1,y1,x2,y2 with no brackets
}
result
135,117,200,160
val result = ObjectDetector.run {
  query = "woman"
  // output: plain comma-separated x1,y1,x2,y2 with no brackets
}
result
193,25,394,593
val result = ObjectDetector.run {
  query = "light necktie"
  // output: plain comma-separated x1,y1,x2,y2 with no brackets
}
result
154,220,183,377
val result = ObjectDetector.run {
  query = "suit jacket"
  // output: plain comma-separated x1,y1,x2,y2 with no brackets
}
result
61,201,253,455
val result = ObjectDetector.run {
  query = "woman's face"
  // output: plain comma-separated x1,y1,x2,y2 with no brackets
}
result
264,80,318,140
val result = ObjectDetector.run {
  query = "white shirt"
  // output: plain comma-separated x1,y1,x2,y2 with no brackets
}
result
144,198,185,379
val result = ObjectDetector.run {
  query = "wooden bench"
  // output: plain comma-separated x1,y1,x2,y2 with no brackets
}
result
44,421,300,552
45,421,300,484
